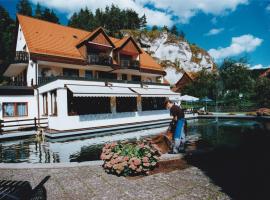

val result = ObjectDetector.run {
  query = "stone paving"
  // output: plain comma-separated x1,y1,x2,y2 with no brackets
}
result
0,164,230,200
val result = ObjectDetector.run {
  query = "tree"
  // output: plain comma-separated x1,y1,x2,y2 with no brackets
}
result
0,5,15,74
170,25,178,36
162,25,169,32
219,58,254,98
253,77,270,107
34,3,42,19
41,8,59,24
182,69,219,100
139,14,147,29
16,0,32,16
151,25,158,31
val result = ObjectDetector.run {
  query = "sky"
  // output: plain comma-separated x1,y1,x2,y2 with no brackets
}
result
1,0,270,69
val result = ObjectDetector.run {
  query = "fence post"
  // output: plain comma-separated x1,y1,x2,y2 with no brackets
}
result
0,120,3,135
34,117,37,131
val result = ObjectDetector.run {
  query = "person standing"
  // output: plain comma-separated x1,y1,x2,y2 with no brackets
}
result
164,100,186,153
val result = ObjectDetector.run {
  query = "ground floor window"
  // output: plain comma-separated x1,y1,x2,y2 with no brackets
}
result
116,97,137,112
2,102,28,117
132,75,141,82
43,93,48,115
63,68,79,77
68,96,111,115
141,97,166,111
98,71,117,80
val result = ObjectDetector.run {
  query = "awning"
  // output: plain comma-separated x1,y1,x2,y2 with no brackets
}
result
66,85,137,97
130,87,180,97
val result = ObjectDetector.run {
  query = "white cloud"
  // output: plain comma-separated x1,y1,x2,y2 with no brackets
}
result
249,64,270,69
205,28,224,36
208,34,263,61
30,0,249,26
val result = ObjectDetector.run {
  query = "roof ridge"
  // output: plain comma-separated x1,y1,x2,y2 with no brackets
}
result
17,14,90,34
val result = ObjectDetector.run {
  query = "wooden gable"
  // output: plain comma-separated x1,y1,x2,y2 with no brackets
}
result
91,31,112,47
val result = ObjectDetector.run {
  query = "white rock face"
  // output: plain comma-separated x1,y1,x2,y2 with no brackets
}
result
130,31,215,85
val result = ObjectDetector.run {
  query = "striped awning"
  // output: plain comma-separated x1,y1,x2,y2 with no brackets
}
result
130,87,180,97
66,85,137,97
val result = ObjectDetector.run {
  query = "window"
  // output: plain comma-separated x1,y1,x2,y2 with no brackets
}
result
116,97,137,112
43,93,48,115
85,70,93,79
132,75,141,82
63,68,79,77
51,91,57,116
141,97,166,111
122,74,127,81
98,71,117,80
2,102,28,117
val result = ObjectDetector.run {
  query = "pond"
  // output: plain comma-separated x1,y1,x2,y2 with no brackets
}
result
0,118,269,164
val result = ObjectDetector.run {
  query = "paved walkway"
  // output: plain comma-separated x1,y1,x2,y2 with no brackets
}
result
0,164,230,200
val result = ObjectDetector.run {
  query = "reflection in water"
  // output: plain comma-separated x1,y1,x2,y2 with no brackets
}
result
0,119,268,163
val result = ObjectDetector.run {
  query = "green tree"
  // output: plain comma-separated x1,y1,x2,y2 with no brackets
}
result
34,3,42,19
162,25,169,32
182,69,219,100
170,25,178,36
219,58,255,105
151,25,158,31
0,6,15,74
16,0,32,16
41,8,59,24
139,14,147,29
253,77,270,107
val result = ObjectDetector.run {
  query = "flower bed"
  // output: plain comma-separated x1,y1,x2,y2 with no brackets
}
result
100,140,161,176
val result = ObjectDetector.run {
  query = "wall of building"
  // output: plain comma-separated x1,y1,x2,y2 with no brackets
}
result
16,24,28,52
48,110,170,131
0,95,38,121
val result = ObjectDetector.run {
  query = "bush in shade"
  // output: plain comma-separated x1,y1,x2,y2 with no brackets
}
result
100,140,161,176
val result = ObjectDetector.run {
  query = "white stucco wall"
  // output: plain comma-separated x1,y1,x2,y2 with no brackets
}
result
16,24,28,52
48,110,170,131
0,95,37,121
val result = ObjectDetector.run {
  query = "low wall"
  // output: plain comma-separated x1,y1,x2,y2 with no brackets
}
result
48,110,170,131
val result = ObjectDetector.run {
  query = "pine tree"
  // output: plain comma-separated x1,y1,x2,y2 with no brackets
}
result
151,25,158,31
35,3,42,19
162,25,169,32
0,6,15,73
16,0,32,16
170,25,178,36
139,14,147,29
41,8,59,24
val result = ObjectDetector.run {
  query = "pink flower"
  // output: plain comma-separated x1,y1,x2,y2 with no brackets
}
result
124,156,129,161
142,157,149,163
143,162,150,167
133,159,141,166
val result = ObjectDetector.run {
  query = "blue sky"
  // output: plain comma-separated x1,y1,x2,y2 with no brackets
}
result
1,0,269,68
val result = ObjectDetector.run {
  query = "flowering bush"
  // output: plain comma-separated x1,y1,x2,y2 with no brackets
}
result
100,140,161,176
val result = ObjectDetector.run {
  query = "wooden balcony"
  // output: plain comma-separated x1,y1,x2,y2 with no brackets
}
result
14,51,29,63
120,60,140,69
87,54,112,66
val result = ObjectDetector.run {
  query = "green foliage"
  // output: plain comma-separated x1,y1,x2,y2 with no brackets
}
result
170,25,178,36
68,5,147,38
182,69,218,100
16,0,32,16
0,6,16,73
182,58,269,109
253,77,270,107
151,25,158,31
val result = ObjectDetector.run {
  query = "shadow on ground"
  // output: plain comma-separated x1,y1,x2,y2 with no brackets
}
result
184,130,270,200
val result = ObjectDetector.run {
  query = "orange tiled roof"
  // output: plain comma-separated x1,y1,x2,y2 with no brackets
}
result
17,14,163,72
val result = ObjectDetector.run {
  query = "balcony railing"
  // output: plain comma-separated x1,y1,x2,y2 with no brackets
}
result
87,54,112,66
14,51,29,63
120,60,140,69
